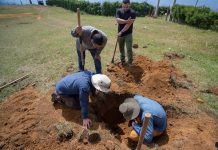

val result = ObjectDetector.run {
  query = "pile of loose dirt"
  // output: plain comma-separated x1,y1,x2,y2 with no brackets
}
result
164,52,185,60
0,55,217,150
0,13,42,20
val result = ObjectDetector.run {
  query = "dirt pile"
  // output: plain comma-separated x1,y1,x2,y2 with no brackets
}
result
0,55,217,150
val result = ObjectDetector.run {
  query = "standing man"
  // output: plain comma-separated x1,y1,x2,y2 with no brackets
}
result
116,0,136,66
71,26,107,74
51,71,111,129
119,95,167,143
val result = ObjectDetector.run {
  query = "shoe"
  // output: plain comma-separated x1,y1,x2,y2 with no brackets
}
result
121,61,126,66
51,93,57,103
128,63,134,67
51,93,63,104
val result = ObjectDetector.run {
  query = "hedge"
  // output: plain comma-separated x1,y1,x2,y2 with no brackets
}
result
47,0,155,17
172,5,218,31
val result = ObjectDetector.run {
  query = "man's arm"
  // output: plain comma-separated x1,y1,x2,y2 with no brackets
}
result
79,87,92,129
116,18,128,24
119,19,135,33
71,26,83,37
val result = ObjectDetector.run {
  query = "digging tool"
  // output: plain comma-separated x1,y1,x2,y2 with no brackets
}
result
0,74,29,90
136,113,151,150
77,8,85,70
111,36,119,63
78,128,89,143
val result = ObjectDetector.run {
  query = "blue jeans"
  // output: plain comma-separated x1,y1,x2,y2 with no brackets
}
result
76,39,102,74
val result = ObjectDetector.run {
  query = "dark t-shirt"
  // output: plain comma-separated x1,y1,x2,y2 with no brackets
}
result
116,8,136,37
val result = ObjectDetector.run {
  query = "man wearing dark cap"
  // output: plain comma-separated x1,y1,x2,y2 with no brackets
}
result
119,95,167,143
71,26,107,73
116,0,136,66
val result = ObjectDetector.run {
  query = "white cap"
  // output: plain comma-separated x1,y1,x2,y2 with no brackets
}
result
91,74,111,93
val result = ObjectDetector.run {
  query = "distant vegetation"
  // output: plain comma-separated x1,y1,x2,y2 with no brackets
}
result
47,0,218,31
172,5,218,31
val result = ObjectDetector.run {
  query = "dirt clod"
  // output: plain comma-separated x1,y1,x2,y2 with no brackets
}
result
164,52,185,60
133,44,139,49
104,140,115,150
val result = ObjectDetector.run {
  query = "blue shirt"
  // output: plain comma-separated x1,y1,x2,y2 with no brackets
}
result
55,71,95,119
132,95,167,143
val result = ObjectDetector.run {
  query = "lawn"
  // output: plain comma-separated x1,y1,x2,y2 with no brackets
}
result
0,5,217,115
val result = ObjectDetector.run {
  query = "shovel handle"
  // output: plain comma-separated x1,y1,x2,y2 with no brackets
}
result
111,36,119,63
136,113,151,150
77,8,85,69
77,8,81,27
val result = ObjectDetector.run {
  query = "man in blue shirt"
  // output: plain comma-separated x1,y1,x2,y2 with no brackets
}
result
51,71,111,129
119,95,167,143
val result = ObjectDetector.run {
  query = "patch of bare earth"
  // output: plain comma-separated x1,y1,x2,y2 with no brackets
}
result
0,55,217,150
0,13,42,20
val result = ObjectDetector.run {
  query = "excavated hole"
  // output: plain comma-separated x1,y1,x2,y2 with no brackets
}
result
91,92,134,125
91,93,184,127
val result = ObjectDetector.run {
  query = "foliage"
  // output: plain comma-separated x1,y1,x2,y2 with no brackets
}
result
47,0,154,17
172,5,218,31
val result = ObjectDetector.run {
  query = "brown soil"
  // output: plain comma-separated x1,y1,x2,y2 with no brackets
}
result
164,52,185,60
0,55,217,150
0,13,42,20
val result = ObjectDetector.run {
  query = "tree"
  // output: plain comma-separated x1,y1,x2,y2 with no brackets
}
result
195,0,199,7
154,0,160,17
168,0,176,21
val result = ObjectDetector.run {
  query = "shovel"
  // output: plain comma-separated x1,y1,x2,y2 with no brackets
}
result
77,8,85,70
111,36,119,63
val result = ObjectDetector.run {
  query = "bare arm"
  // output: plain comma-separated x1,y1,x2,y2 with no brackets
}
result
120,19,135,33
116,18,127,24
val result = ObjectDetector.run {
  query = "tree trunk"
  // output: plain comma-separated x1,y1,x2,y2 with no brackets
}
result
154,0,160,18
195,0,199,7
168,0,176,21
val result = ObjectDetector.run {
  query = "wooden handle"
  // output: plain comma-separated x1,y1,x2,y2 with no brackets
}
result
77,8,81,27
136,113,151,150
0,74,29,90
111,36,119,63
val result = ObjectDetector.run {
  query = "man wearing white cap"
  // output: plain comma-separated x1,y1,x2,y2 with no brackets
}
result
119,95,167,143
51,71,111,129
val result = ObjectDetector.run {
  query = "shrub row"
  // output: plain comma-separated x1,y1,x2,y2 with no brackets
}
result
47,0,156,17
172,5,218,31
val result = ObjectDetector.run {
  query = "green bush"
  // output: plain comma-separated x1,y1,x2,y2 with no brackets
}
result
47,0,154,17
172,5,218,31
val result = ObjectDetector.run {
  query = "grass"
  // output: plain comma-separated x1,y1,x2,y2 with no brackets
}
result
0,5,217,116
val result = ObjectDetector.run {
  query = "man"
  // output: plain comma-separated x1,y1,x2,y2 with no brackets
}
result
119,95,167,143
51,71,111,129
116,0,136,66
71,26,107,74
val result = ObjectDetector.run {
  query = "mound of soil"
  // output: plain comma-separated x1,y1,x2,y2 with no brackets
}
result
0,55,217,150
164,52,185,60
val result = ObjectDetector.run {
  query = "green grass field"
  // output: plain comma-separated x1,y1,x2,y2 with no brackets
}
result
0,5,217,115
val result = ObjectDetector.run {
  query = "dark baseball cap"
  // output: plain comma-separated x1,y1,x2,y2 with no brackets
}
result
123,0,130,4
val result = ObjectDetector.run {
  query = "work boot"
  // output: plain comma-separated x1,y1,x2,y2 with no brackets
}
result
51,93,63,104
128,63,134,68
121,61,126,66
129,130,139,142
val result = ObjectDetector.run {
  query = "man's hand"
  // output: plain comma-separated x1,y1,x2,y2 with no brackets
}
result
118,32,122,37
126,17,134,24
75,26,83,36
83,118,92,129
95,55,101,61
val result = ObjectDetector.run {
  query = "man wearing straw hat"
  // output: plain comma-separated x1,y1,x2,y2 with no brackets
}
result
119,95,167,143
